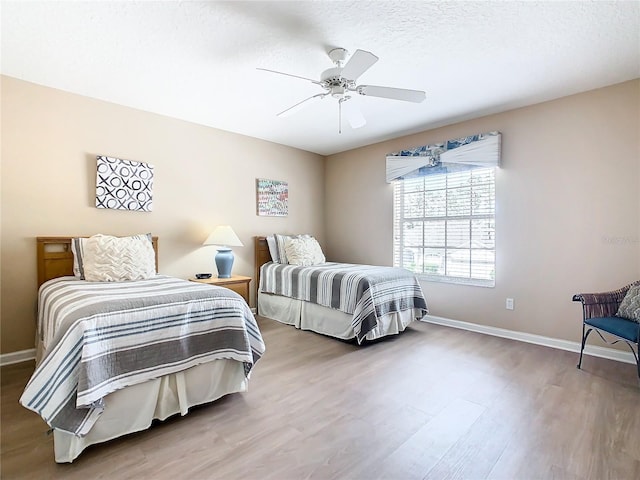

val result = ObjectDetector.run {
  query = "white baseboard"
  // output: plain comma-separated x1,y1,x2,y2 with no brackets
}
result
424,314,637,365
0,348,35,367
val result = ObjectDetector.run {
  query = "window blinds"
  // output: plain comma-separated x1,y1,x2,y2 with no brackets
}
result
390,131,500,286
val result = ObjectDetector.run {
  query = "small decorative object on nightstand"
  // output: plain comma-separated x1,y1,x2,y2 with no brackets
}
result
189,275,251,304
203,225,244,279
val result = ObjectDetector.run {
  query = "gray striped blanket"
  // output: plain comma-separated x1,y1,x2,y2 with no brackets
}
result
260,262,428,342
20,275,265,436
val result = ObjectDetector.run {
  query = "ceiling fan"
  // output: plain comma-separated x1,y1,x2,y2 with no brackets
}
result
258,48,426,133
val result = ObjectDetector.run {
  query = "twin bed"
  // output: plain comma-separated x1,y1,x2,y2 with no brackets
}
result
22,236,264,463
254,236,428,343
22,234,427,463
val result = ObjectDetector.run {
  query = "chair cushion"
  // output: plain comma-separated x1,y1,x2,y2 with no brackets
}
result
616,284,640,322
585,316,639,343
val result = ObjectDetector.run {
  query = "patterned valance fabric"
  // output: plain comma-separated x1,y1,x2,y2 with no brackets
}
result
386,131,501,183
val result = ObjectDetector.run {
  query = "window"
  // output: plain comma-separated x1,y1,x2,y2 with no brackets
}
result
393,167,495,287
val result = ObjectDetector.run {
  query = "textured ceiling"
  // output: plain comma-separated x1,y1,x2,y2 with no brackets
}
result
2,1,639,155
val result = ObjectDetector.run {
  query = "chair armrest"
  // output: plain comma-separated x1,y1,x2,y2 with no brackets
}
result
573,281,640,320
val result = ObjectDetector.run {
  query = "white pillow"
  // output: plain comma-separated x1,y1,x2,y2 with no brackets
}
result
284,236,326,266
83,234,156,282
266,235,280,263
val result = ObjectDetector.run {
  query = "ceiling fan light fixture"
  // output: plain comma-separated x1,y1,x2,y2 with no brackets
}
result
330,85,346,98
260,47,426,132
341,98,366,129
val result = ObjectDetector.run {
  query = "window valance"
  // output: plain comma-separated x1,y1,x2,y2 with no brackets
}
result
385,131,501,183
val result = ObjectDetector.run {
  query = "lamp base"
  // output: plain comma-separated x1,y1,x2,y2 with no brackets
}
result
215,248,234,278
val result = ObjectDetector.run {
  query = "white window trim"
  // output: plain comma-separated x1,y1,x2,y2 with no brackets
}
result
416,274,495,288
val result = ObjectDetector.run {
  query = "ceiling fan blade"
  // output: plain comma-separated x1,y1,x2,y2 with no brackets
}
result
341,49,378,81
257,68,323,85
277,93,327,117
342,99,366,129
357,85,426,103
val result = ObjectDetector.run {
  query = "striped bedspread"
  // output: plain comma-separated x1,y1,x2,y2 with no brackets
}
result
260,262,428,342
20,275,265,436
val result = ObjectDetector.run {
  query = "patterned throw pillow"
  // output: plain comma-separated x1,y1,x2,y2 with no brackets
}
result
284,236,326,266
273,234,291,264
83,234,156,282
71,237,88,278
616,284,640,322
273,233,311,264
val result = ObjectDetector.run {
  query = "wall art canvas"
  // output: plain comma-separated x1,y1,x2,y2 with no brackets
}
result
256,178,288,216
96,156,154,212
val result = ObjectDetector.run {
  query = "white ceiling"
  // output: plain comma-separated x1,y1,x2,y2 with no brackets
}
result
2,1,639,156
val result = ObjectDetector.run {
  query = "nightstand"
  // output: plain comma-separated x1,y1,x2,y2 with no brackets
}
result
189,275,251,304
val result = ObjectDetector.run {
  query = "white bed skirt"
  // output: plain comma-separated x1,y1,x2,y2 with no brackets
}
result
53,359,247,463
258,292,417,341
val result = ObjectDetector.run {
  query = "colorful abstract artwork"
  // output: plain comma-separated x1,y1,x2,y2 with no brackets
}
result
256,178,288,216
96,156,154,212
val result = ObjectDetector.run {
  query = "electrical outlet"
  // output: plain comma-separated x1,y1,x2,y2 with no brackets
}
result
506,298,514,310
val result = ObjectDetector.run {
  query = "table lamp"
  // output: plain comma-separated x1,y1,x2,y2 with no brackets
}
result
203,226,244,278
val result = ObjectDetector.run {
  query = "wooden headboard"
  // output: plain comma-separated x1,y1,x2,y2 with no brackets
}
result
254,236,272,298
37,236,159,287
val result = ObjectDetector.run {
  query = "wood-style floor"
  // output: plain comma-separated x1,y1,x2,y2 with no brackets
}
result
2,318,639,479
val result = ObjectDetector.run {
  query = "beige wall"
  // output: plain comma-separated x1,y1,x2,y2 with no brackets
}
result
2,76,637,355
1,76,325,354
324,79,640,344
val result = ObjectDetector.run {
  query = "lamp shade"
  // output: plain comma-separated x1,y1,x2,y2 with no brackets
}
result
203,226,243,278
203,226,244,247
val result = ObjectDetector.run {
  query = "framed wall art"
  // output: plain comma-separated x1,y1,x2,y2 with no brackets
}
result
96,155,154,212
256,178,288,217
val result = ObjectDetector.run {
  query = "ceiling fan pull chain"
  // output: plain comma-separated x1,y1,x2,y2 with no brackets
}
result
338,98,343,134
